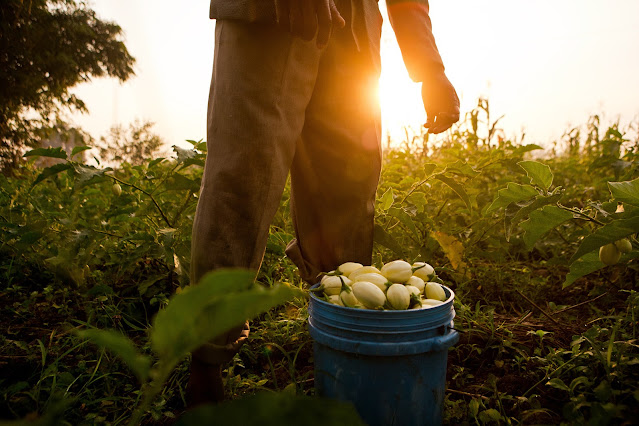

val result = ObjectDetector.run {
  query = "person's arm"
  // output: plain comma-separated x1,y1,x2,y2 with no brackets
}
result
387,0,459,134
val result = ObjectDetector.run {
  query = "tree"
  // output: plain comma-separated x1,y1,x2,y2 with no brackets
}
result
98,120,165,166
0,0,135,169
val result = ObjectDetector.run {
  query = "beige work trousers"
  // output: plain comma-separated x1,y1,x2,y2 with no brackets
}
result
191,4,383,365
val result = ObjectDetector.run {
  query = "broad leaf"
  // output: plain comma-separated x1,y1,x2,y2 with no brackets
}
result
486,183,539,214
388,207,418,235
180,157,206,169
505,192,563,240
166,174,200,192
608,178,639,207
77,329,151,382
435,174,472,211
432,231,466,272
71,146,92,158
379,187,394,211
406,192,427,213
520,206,574,250
176,392,365,426
72,164,109,183
563,251,604,287
373,224,405,258
516,144,544,155
148,158,166,168
32,163,73,187
445,161,480,178
423,163,437,176
151,269,303,368
23,147,67,160
569,216,639,263
547,378,570,392
518,161,553,191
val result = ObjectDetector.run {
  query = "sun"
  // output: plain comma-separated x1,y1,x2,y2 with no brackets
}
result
377,27,427,144
378,58,426,141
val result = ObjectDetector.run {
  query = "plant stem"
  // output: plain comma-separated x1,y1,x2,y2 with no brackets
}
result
109,175,173,227
558,204,605,226
515,289,559,325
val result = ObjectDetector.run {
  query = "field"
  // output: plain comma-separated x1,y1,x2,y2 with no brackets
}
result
1,109,638,425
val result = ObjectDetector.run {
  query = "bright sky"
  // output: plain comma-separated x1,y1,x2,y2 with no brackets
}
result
73,0,639,150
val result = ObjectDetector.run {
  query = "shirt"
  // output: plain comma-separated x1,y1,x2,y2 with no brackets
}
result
208,0,445,82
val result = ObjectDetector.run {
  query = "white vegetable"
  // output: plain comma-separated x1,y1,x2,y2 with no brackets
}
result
405,275,425,293
328,295,344,306
321,275,349,296
405,285,422,297
424,282,446,301
351,272,389,292
386,284,410,310
352,281,386,309
349,265,381,280
340,289,362,308
338,262,364,277
412,262,435,280
420,298,444,308
380,260,412,283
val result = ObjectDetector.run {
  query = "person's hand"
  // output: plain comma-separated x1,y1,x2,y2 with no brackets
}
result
422,74,460,134
275,0,345,48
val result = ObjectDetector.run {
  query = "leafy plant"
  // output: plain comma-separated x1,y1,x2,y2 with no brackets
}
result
78,269,310,425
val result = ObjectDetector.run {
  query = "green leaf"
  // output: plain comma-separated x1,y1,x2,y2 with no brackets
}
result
517,144,544,154
175,392,365,426
594,380,612,402
608,178,639,207
71,146,92,158
180,157,206,169
72,164,110,184
505,192,563,240
469,398,480,417
518,161,553,191
547,378,570,392
520,206,574,250
150,269,302,369
166,174,200,192
373,224,405,258
563,251,603,288
445,160,480,178
379,187,394,211
23,147,68,160
423,163,437,176
479,408,503,423
435,174,472,211
569,215,639,263
148,158,166,168
32,163,73,187
76,329,151,382
486,183,539,214
388,207,418,235
406,192,427,213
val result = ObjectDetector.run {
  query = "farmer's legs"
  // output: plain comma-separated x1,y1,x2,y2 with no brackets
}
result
189,19,319,394
285,5,383,283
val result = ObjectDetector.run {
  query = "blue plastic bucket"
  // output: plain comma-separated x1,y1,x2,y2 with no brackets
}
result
308,283,459,426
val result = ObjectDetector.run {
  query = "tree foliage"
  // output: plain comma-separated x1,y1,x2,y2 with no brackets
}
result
0,0,135,168
98,120,165,166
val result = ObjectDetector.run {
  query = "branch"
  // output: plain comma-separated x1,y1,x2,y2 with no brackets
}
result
109,175,173,228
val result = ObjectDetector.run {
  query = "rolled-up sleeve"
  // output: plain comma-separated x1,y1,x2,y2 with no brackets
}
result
386,0,445,82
